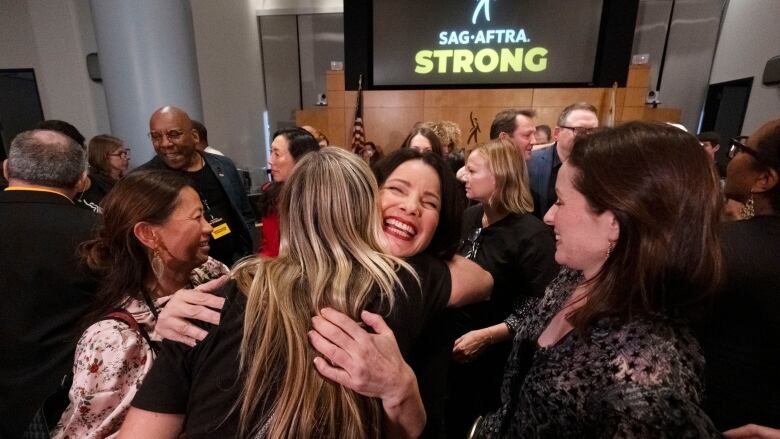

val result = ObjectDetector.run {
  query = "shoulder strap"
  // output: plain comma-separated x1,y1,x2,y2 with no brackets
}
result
103,309,158,354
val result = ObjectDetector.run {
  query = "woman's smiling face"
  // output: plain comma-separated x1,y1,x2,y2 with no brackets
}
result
379,159,441,257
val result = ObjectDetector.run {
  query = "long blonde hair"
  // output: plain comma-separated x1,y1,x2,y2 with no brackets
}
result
234,147,413,438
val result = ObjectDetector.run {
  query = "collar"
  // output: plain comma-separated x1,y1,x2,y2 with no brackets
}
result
4,186,74,203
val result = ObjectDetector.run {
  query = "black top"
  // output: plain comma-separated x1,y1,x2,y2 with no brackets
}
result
75,173,116,213
132,254,451,438
0,190,98,437
476,269,721,438
135,152,258,261
186,165,244,266
698,215,780,430
447,205,558,437
455,205,558,333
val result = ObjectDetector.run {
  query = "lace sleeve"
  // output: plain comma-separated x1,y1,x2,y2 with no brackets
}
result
585,382,721,438
51,320,154,439
503,296,538,334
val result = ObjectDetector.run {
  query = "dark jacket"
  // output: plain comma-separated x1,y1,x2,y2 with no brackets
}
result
136,152,258,255
0,189,98,437
527,143,559,219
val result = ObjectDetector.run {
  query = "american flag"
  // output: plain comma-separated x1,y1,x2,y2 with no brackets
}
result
351,74,365,155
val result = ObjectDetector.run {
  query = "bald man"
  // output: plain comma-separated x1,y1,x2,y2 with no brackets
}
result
1,130,97,437
136,106,257,265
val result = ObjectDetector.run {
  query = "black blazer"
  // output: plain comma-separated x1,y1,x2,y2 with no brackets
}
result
0,189,98,437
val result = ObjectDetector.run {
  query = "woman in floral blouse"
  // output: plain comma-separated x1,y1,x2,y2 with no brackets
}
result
51,170,227,439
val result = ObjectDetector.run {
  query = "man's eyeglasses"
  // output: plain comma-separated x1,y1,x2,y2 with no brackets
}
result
148,129,185,143
728,136,759,160
109,149,130,158
559,125,596,135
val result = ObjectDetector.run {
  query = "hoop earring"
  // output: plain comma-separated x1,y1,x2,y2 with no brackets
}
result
741,194,755,220
151,249,165,280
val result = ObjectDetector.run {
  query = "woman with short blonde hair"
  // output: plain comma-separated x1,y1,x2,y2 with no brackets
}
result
449,137,558,436
473,138,534,215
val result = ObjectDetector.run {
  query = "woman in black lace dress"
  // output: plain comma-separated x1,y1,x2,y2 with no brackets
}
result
312,122,726,438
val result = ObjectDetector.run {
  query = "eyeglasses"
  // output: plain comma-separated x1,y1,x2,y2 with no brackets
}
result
728,136,759,160
559,125,596,135
108,149,130,158
148,129,185,144
462,227,483,260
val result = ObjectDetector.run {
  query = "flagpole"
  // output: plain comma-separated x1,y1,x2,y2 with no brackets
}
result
351,74,366,154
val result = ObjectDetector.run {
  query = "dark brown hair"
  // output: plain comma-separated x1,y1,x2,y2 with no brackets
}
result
80,170,192,327
401,126,443,156
567,121,723,330
489,108,537,140
87,134,125,179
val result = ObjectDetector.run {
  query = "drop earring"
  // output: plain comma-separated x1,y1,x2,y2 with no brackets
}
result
151,249,165,280
605,241,615,259
741,194,755,220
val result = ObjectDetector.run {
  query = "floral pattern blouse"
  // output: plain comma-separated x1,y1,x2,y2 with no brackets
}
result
475,268,722,438
51,257,228,439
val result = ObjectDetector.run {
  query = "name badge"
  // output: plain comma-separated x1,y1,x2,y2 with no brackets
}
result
209,217,231,239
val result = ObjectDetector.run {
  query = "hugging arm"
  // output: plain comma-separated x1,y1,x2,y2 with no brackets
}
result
309,308,426,439
154,276,227,346
447,255,493,307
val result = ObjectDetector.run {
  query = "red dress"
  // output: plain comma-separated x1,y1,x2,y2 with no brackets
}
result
258,210,280,257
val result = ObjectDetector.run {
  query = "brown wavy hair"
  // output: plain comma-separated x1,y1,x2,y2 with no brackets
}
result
566,121,723,330
79,170,191,328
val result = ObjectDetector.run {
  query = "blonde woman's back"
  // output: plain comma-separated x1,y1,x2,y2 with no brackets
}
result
127,148,455,438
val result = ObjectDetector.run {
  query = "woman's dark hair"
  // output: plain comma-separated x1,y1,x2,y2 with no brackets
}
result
87,134,124,179
372,148,465,259
363,141,384,166
566,121,723,330
401,126,443,156
79,170,192,329
258,128,319,218
753,119,780,212
36,119,86,147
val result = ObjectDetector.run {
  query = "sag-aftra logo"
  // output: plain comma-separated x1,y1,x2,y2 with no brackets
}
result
414,0,549,75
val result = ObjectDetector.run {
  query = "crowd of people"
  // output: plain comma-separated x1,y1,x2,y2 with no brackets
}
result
1,102,778,439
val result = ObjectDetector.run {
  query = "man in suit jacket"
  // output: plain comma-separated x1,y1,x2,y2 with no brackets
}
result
528,102,599,219
136,106,258,265
0,129,98,437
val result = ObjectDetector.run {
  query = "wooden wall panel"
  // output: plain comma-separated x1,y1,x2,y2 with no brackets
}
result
531,88,609,108
295,108,328,133
533,107,566,129
326,71,345,92
624,87,648,107
363,90,424,108
424,89,533,108
294,69,682,152
626,65,651,88
327,107,346,146
364,107,425,151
